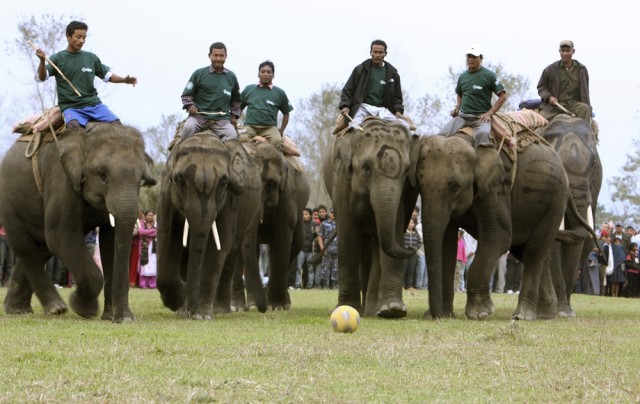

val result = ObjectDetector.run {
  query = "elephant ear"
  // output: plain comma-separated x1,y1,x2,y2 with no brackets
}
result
141,152,158,187
335,134,353,179
474,147,507,198
57,128,87,193
279,159,289,192
225,139,249,194
407,135,422,187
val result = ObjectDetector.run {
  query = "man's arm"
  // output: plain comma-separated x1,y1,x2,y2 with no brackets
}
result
339,66,360,115
479,91,507,123
279,113,289,134
35,49,48,81
537,66,555,104
392,72,404,116
109,73,137,86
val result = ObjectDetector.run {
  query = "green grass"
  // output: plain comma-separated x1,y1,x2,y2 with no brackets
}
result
0,287,639,402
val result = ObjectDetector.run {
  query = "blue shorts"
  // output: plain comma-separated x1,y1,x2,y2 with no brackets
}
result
63,103,119,126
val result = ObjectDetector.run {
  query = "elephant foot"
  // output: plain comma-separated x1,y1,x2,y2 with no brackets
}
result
101,306,113,321
557,309,576,318
111,307,135,323
193,305,213,320
376,299,407,319
465,292,494,320
213,304,232,314
512,304,537,321
267,288,291,311
556,301,575,318
423,308,455,320
44,301,68,316
4,290,34,315
69,291,99,319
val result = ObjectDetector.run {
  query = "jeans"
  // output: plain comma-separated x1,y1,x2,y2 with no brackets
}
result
414,253,427,289
295,251,314,288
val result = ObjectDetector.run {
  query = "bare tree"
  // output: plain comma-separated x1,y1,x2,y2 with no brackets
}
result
289,83,341,209
6,14,75,111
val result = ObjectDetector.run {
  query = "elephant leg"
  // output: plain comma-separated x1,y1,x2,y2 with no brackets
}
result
364,246,381,317
559,243,583,316
4,259,36,314
337,217,364,313
549,244,573,317
230,254,248,312
513,245,549,321
536,255,558,320
214,249,235,314
375,252,407,319
191,239,221,320
441,226,459,318
266,222,294,311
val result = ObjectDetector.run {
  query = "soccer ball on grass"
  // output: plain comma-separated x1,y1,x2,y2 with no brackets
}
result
330,305,360,333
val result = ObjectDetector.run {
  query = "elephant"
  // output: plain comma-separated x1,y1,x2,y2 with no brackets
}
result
323,119,419,318
240,142,310,311
0,124,156,322
415,132,571,320
156,134,266,319
541,115,602,316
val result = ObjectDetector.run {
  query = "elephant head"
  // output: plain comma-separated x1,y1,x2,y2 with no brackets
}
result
252,142,287,211
157,134,251,318
334,119,415,259
56,123,156,322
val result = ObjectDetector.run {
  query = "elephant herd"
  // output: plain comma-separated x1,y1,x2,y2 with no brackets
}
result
0,114,600,323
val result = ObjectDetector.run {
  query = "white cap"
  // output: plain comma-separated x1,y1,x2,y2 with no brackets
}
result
466,45,482,57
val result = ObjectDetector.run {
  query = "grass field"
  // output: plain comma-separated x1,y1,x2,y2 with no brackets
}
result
0,287,639,402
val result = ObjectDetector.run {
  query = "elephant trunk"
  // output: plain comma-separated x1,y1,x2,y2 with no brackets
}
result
422,207,450,319
371,180,414,260
185,210,216,316
108,194,140,321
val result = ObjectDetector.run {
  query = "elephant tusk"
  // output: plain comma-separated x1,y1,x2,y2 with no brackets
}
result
109,213,115,227
183,220,189,247
559,217,565,231
212,221,221,251
587,205,594,229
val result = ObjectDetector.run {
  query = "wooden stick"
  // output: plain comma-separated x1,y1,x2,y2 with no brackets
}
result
343,113,364,131
196,111,227,116
28,41,82,97
555,102,576,117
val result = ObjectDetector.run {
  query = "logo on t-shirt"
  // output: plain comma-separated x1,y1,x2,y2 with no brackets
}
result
473,85,483,90
266,100,275,106
223,89,231,96
380,80,386,85
81,67,93,73
186,82,194,91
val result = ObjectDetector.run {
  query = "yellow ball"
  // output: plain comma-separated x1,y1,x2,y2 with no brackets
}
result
330,305,360,333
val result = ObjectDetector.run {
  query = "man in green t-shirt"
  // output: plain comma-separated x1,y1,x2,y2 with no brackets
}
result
178,42,241,141
339,39,409,131
438,45,507,147
35,21,137,128
240,60,293,151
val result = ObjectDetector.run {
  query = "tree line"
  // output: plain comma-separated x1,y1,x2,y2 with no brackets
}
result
3,14,639,226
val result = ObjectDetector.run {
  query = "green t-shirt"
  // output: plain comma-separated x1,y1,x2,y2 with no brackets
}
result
362,65,386,107
456,66,505,115
241,84,293,126
46,50,109,111
182,67,240,120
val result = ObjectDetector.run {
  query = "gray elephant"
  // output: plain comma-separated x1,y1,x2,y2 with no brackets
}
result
542,116,602,316
0,124,156,322
244,142,310,310
415,133,570,320
156,134,266,319
323,119,419,318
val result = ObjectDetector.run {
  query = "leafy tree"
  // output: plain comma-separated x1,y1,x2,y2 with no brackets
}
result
289,83,340,209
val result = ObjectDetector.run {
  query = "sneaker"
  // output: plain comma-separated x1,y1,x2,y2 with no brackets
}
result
53,284,62,289
507,290,514,294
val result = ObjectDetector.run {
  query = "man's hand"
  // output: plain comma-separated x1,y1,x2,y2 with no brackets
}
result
230,115,238,128
124,75,138,87
187,105,198,116
35,49,46,62
479,111,493,123
340,107,350,116
450,106,460,117
549,96,558,106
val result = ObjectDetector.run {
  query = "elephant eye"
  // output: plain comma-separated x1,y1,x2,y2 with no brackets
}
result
173,173,186,187
98,170,108,183
362,163,372,176
219,175,229,188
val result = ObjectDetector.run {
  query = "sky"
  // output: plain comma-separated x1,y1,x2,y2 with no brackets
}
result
0,0,637,209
